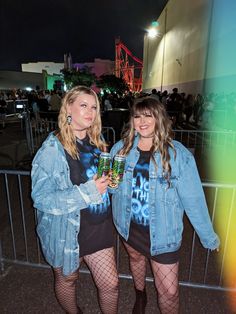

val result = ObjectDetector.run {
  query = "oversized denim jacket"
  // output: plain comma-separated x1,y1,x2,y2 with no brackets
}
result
31,133,103,275
110,136,220,255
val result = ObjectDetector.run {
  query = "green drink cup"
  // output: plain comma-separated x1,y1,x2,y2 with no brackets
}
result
109,155,126,188
97,152,111,178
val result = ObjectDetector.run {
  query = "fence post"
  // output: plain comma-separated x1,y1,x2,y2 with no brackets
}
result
23,109,34,156
0,239,4,275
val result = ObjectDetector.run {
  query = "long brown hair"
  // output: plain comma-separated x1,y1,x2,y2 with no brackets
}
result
57,85,106,159
119,97,175,178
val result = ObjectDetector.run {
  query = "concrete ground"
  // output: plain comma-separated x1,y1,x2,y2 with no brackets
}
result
0,264,233,314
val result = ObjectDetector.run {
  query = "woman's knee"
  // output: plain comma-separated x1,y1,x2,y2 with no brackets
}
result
157,283,179,298
98,274,119,293
53,268,78,285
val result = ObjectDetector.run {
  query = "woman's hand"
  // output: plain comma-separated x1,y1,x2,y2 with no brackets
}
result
93,174,109,195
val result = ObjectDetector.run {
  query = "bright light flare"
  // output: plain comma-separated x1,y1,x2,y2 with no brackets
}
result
147,28,158,38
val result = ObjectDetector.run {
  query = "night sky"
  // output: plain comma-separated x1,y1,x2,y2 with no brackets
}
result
0,0,168,71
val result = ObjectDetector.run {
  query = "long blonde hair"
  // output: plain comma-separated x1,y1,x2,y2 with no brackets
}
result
119,97,175,178
57,85,106,159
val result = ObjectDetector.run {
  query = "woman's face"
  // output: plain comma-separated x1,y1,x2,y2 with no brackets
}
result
67,93,97,137
133,110,156,138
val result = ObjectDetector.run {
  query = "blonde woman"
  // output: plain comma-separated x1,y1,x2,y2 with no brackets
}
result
31,86,118,314
110,97,219,314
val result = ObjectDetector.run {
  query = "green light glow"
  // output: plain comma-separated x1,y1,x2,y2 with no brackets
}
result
206,0,236,308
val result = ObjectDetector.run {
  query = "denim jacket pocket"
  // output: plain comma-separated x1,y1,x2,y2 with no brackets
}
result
158,176,182,244
159,176,178,204
54,170,71,190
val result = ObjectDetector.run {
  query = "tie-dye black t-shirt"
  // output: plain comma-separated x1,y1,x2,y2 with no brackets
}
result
65,136,114,257
131,149,151,227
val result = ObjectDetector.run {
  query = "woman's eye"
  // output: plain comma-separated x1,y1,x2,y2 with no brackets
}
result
92,106,97,110
81,103,86,107
133,115,140,119
143,112,152,117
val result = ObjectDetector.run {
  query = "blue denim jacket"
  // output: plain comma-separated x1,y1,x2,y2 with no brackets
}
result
110,136,220,255
31,133,103,275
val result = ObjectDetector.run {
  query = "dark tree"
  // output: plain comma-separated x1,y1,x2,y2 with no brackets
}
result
96,75,129,96
61,66,96,89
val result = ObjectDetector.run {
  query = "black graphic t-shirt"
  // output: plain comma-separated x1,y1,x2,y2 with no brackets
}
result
131,149,151,227
65,136,114,257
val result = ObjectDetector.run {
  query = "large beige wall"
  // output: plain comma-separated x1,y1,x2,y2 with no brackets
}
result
143,0,212,94
22,62,64,75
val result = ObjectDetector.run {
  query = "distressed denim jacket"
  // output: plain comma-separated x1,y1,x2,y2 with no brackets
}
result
110,136,220,255
31,133,103,275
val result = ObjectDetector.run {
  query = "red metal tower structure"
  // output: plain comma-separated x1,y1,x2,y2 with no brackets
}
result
115,38,143,92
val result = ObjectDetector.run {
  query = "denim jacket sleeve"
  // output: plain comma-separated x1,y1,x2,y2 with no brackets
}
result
31,140,103,215
176,149,220,250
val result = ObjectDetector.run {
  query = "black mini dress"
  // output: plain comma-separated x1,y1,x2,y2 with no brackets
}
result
65,136,115,257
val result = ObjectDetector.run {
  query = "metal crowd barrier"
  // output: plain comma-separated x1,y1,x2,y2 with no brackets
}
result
28,119,236,158
0,169,235,292
29,120,116,153
173,129,236,156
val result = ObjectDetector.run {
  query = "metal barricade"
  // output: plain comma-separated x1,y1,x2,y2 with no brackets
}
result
30,119,116,153
26,116,236,160
173,129,236,156
0,169,235,292
30,119,58,152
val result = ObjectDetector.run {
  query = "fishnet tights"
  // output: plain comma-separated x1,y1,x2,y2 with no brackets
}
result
84,247,119,314
123,242,147,291
53,247,118,314
54,268,79,314
124,242,179,314
151,260,179,314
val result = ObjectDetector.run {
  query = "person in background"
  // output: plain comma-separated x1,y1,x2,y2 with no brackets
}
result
104,94,113,111
183,94,194,124
31,86,118,314
50,90,62,111
150,88,160,101
167,88,182,127
110,97,219,314
0,93,7,129
193,93,204,126
37,91,49,112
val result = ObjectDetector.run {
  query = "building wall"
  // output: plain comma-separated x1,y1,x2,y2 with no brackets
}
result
0,71,45,90
142,0,212,94
204,0,236,94
73,58,114,77
21,62,64,75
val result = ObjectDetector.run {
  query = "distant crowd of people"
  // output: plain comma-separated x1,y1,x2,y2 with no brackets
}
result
1,87,236,130
101,88,236,130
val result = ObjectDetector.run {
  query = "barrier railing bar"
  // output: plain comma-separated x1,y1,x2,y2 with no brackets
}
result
18,174,29,262
203,186,218,284
188,231,196,282
0,240,4,273
34,210,42,265
0,170,30,175
4,173,17,259
219,188,236,286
